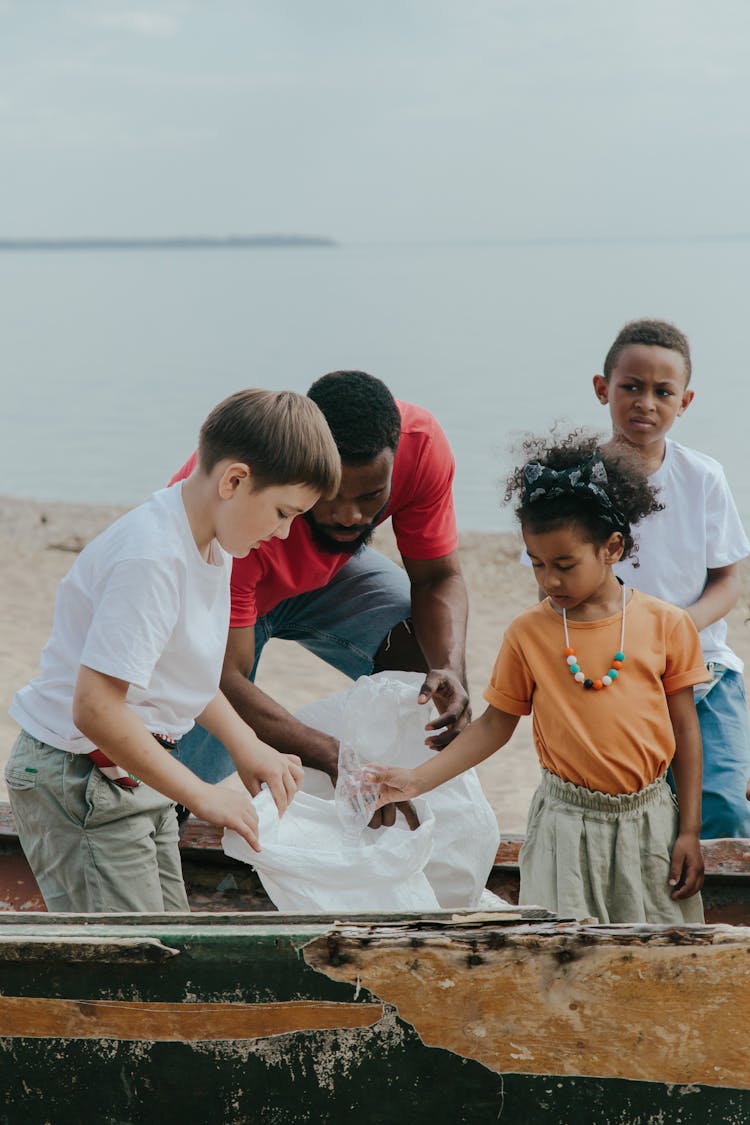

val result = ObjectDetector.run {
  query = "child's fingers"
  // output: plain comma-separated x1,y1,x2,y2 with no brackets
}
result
671,860,704,899
285,754,305,787
266,772,291,817
280,758,302,808
222,795,261,853
669,840,705,899
235,819,261,853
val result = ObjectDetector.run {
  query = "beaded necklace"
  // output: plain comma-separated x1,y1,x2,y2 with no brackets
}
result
562,581,626,691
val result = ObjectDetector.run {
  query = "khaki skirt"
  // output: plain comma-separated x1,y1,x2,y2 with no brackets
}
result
519,769,704,925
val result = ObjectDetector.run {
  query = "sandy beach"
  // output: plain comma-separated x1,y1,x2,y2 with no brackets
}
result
3,494,750,835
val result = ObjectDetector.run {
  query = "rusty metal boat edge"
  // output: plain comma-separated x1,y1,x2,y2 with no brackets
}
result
0,802,748,1123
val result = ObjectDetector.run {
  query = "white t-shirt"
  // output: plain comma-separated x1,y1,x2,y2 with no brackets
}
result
613,440,749,672
11,483,231,752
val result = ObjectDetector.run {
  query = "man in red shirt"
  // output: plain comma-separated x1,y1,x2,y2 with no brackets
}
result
171,371,469,826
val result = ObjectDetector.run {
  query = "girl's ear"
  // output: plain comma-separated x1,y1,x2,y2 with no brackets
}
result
603,531,625,564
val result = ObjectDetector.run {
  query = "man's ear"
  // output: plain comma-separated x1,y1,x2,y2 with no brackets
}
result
593,374,609,404
218,462,252,500
677,388,695,417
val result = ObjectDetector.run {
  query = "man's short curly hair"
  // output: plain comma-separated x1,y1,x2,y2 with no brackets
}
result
506,429,663,564
603,318,692,384
307,371,401,465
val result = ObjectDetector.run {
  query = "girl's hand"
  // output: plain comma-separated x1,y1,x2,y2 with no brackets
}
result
191,786,261,853
235,746,304,816
365,765,423,809
669,833,705,899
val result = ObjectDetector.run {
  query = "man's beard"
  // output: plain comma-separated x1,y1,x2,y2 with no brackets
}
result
304,504,387,555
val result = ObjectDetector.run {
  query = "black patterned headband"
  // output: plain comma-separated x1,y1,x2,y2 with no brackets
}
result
522,453,627,533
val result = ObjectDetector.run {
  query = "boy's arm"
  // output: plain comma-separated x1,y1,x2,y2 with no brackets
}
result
685,563,740,633
195,690,303,813
665,686,704,900
73,667,261,850
369,703,519,806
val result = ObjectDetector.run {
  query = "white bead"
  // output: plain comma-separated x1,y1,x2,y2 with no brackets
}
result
574,672,585,683
602,676,612,686
566,655,577,665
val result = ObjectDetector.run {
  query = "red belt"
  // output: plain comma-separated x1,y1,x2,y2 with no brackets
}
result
88,733,177,790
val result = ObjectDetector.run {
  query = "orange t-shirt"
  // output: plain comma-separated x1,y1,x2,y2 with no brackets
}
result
484,590,710,795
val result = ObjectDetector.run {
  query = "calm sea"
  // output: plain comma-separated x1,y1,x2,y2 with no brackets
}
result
2,239,748,531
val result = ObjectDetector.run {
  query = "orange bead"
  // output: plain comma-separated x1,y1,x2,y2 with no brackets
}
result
612,660,623,669
593,679,604,690
564,647,576,657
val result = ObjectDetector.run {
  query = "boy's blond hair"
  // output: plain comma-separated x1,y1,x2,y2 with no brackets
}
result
198,389,341,498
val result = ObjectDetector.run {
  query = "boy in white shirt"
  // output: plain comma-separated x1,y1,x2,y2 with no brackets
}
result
6,389,341,911
594,319,750,838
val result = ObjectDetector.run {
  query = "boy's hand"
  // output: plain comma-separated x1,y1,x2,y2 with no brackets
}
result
668,833,705,899
234,745,304,816
191,786,261,853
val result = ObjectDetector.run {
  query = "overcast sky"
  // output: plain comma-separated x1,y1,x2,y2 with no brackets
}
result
2,1,750,242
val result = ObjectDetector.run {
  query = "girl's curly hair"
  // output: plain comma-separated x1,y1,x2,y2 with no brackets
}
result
505,429,662,564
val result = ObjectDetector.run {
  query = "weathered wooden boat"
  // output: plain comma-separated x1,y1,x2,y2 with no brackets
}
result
1,801,749,1123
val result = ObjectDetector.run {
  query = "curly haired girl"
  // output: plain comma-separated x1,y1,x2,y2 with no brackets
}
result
369,432,709,924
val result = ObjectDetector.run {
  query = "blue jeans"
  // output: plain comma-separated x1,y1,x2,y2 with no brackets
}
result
174,546,412,785
698,669,750,838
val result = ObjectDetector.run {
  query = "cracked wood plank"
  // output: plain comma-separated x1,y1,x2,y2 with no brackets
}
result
304,922,750,1089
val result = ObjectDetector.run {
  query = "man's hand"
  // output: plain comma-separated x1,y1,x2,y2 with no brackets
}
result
367,800,421,831
418,668,471,750
669,833,705,900
234,744,304,816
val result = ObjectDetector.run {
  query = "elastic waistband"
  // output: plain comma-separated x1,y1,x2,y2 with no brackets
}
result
539,768,670,813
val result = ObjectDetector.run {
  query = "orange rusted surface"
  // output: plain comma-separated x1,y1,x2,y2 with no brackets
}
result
3,801,749,874
494,835,750,874
0,995,384,1040
0,852,45,911
2,800,749,917
304,922,750,1089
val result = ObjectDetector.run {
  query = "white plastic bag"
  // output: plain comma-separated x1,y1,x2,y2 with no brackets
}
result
223,787,440,913
295,671,501,909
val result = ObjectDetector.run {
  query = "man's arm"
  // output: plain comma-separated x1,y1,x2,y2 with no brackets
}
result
196,691,303,814
402,551,470,749
685,563,740,634
219,626,340,779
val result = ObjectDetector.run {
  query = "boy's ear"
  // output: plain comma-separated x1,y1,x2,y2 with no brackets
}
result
677,388,695,416
593,374,609,404
217,462,252,500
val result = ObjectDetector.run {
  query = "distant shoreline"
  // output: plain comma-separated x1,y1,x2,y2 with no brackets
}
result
0,235,336,252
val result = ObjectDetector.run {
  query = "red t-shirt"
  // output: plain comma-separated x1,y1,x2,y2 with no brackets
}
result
170,400,458,627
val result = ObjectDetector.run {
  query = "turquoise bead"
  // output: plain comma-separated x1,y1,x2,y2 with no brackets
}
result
569,664,580,674
614,651,625,662
608,669,618,679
